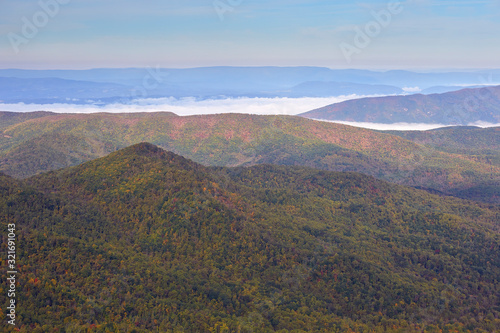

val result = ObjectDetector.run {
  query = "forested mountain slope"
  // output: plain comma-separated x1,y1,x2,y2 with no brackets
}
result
1,112,498,203
1,143,499,332
300,86,500,124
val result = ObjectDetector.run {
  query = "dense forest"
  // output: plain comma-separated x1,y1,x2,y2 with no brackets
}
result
1,112,498,204
1,143,499,332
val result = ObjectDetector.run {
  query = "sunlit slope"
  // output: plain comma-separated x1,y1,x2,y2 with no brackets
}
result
1,112,498,202
300,86,500,124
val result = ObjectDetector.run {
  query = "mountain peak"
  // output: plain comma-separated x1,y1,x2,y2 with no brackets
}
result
31,142,206,196
97,142,201,173
122,142,166,156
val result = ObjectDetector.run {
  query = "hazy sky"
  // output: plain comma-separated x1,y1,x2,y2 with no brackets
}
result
1,0,500,69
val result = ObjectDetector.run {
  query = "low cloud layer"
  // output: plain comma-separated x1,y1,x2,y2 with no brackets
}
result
0,96,365,117
317,120,500,131
1,97,499,131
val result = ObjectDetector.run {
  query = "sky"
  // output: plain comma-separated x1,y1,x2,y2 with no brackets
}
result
1,0,500,70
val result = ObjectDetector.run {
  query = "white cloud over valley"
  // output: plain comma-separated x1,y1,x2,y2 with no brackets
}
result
315,120,500,131
0,95,367,116
2,97,498,131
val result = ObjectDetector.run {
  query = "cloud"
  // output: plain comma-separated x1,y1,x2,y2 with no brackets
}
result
0,95,371,116
2,97,498,131
403,87,421,93
467,121,500,128
313,120,500,131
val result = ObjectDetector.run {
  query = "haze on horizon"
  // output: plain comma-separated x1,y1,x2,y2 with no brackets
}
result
1,0,500,70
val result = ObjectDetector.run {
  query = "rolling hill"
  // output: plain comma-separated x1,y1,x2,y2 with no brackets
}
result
385,126,500,157
1,143,499,332
0,111,54,131
0,112,498,203
300,86,500,125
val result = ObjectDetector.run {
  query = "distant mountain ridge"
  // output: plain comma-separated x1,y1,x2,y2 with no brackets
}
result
288,81,402,97
300,86,500,125
0,77,130,104
3,67,499,87
1,67,499,103
0,76,403,103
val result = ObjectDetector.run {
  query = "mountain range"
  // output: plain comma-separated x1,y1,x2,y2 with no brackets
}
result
1,142,499,332
1,111,498,204
300,86,500,125
1,67,499,104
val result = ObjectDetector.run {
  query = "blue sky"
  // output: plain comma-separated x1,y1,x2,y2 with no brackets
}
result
1,0,499,69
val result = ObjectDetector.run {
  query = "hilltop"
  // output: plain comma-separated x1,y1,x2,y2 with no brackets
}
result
1,143,499,332
1,112,498,203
